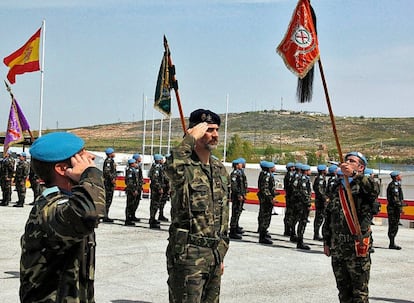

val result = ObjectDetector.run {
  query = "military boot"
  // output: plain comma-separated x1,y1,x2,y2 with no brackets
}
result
389,237,402,250
13,202,24,208
297,239,310,250
259,232,273,245
149,218,161,229
313,234,323,241
229,227,242,240
158,210,169,222
236,226,245,234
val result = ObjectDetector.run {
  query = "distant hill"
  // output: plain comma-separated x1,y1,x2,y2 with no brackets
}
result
41,110,414,163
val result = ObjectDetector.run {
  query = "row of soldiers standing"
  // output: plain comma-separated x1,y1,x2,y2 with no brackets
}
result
0,151,42,207
102,148,170,228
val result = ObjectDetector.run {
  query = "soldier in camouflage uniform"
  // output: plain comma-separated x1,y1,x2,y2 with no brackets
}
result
13,152,30,207
28,164,42,205
283,162,295,236
229,158,245,239
326,164,339,202
165,109,229,303
124,158,139,226
292,164,312,250
0,150,15,206
257,160,277,245
19,132,105,303
132,153,144,221
386,171,404,250
313,164,328,240
323,152,379,303
158,155,171,222
102,147,117,222
288,162,303,242
148,154,164,229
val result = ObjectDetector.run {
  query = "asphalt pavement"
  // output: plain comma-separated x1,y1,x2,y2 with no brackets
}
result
1,190,413,303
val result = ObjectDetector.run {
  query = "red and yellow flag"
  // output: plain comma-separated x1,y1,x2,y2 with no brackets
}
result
3,28,41,84
277,0,319,79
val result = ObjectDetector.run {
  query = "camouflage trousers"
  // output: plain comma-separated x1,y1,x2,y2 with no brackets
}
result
283,194,294,233
229,194,244,229
167,244,222,303
150,191,162,219
104,181,115,216
313,199,326,236
15,179,27,204
1,179,12,203
331,252,371,303
125,191,140,221
387,205,401,238
258,195,273,233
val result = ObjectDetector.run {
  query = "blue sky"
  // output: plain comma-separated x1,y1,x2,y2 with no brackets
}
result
0,0,413,130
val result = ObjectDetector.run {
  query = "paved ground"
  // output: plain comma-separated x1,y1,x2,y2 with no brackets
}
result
1,191,413,303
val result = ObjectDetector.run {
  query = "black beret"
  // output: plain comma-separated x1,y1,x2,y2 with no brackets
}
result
188,109,221,128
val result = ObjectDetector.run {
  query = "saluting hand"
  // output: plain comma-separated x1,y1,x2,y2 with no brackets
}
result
187,122,208,140
65,151,96,183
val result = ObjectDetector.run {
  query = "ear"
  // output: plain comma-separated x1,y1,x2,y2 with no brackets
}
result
54,162,68,177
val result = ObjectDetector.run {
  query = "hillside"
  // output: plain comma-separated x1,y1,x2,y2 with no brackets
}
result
48,110,414,163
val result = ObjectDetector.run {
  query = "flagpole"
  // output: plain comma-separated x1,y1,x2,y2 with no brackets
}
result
318,58,361,236
159,116,163,154
223,93,229,163
142,94,147,156
151,107,155,156
164,35,186,133
38,19,46,137
167,116,172,155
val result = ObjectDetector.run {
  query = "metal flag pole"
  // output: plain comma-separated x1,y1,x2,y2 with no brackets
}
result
150,107,155,156
38,19,46,137
223,93,229,162
142,94,147,156
167,115,172,155
159,115,163,154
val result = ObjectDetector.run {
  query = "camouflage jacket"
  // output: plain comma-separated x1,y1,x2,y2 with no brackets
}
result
19,167,105,303
257,170,276,198
313,173,327,202
125,166,142,192
230,168,246,198
102,157,117,182
15,159,30,182
148,163,165,192
387,180,404,207
165,135,229,262
1,156,15,179
322,174,379,256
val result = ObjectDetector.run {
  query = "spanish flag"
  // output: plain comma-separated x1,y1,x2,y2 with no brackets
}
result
3,28,41,84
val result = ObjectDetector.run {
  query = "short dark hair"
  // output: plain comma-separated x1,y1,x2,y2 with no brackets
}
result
31,158,71,186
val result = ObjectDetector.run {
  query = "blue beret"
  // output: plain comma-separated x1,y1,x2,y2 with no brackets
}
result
317,164,327,171
328,165,338,174
390,171,400,177
260,161,275,169
128,158,136,164
20,152,27,157
232,158,241,165
286,162,295,168
337,169,343,176
188,109,221,128
30,132,84,163
364,168,373,175
238,157,246,164
133,153,141,160
154,154,163,161
345,151,367,166
105,147,114,154
301,164,311,171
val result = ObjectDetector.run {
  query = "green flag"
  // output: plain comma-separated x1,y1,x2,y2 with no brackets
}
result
154,42,172,117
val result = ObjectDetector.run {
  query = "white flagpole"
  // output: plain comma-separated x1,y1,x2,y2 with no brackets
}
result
38,19,46,137
223,93,229,162
167,115,172,155
150,107,155,156
159,116,163,154
142,94,147,156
